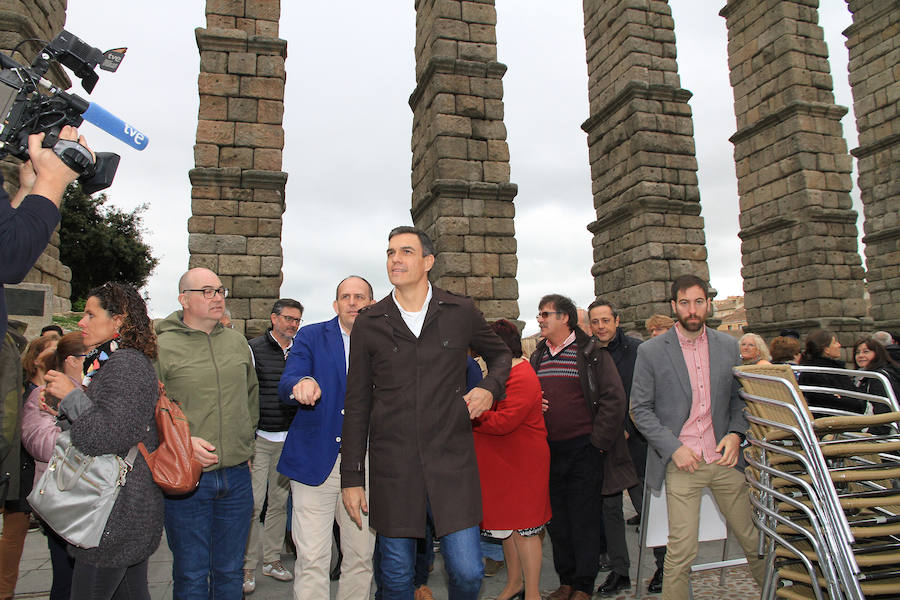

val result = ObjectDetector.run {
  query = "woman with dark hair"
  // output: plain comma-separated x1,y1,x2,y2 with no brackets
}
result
798,328,862,413
22,335,57,397
42,282,162,600
472,319,551,600
852,337,900,413
21,332,86,600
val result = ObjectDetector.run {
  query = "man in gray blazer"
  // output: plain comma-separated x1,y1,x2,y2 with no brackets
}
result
630,275,765,600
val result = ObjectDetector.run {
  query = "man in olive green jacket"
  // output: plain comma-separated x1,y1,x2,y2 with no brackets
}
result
155,267,259,599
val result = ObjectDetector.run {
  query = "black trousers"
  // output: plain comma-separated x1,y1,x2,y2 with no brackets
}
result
547,440,604,594
44,525,74,600
70,558,150,600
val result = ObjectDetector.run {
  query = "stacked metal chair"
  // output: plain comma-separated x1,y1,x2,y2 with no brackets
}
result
734,363,900,599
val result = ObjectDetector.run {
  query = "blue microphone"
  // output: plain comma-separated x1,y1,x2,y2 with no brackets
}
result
81,103,149,150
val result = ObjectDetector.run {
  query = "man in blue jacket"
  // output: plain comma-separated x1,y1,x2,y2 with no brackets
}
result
277,275,376,600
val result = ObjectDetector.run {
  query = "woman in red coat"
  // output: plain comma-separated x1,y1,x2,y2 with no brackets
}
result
473,319,552,600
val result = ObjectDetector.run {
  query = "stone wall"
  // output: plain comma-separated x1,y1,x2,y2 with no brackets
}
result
720,0,869,344
581,0,713,333
409,0,519,322
0,0,73,313
190,0,287,337
844,0,900,333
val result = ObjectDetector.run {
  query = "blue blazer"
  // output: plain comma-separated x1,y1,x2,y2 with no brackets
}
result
277,316,347,486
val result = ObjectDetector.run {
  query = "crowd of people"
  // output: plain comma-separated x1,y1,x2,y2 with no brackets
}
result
3,130,900,600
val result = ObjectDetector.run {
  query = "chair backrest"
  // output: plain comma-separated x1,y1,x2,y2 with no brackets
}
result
735,364,815,437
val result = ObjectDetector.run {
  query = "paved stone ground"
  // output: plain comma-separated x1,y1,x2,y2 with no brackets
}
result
9,501,760,599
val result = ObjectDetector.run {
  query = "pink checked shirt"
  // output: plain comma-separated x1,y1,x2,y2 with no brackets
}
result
675,324,722,463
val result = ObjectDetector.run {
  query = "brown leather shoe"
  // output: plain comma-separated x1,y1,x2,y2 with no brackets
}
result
414,585,436,600
570,591,592,600
547,584,573,600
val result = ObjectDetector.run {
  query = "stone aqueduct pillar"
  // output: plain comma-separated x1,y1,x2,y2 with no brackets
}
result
720,0,869,343
844,1,900,333
409,0,520,322
189,0,287,337
580,0,713,332
0,0,73,313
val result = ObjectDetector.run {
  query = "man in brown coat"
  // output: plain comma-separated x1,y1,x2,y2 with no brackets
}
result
530,294,637,600
341,226,512,600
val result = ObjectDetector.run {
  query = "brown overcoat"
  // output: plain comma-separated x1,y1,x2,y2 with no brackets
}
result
340,286,512,538
530,328,638,495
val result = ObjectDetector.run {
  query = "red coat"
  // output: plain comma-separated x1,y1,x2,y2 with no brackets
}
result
473,361,552,530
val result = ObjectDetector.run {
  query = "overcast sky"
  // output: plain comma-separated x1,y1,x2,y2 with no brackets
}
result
63,2,859,335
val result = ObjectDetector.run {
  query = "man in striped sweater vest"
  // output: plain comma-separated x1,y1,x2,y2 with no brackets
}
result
529,294,637,600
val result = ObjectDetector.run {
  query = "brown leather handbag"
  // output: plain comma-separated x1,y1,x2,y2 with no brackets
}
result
138,381,202,494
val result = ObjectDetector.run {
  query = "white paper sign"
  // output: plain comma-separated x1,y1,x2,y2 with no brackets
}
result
643,482,729,548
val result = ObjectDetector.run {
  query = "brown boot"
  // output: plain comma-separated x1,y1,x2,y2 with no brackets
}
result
547,584,573,600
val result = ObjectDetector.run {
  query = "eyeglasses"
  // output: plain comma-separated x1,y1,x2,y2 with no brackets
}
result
277,314,303,325
536,311,563,320
182,287,229,299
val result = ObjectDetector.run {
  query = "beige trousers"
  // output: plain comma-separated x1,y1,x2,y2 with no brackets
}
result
661,461,766,600
244,436,291,567
290,456,375,600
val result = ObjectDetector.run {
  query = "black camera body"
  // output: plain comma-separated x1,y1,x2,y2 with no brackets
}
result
0,30,125,193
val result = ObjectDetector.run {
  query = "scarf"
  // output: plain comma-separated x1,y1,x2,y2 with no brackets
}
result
82,337,119,386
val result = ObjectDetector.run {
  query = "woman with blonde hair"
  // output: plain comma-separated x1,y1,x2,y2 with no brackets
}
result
739,333,771,365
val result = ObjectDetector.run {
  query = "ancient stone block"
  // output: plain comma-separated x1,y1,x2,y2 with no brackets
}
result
258,99,284,124
233,276,281,297
199,95,227,120
246,237,282,255
219,254,260,276
228,52,257,75
198,72,240,96
235,123,284,148
239,76,285,100
260,256,283,276
253,148,282,170
215,217,258,235
194,144,219,167
220,147,254,168
257,218,282,237
196,120,235,145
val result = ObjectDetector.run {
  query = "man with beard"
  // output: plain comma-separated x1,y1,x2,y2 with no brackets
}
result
629,275,764,600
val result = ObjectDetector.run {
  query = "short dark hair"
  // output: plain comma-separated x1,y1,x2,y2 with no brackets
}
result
671,274,709,301
388,226,435,257
271,298,303,315
335,275,374,301
490,319,523,358
539,294,578,331
588,298,617,319
40,324,63,336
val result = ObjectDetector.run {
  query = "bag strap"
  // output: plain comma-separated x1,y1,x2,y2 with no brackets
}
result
124,445,139,468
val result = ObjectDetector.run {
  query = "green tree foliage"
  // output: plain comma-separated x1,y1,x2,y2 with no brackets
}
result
58,182,159,303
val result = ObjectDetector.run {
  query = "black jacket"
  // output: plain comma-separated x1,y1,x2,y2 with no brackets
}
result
798,355,862,413
250,330,297,432
600,328,643,437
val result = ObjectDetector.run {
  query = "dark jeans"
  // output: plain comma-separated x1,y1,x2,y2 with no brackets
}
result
164,463,253,600
374,506,436,598
45,524,74,600
378,525,482,600
70,558,150,600
547,440,604,594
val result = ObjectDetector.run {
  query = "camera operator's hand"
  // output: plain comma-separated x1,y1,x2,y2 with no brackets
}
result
9,160,36,209
28,126,92,208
